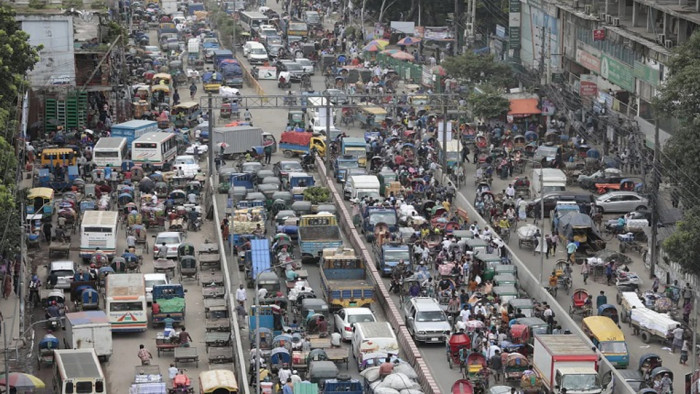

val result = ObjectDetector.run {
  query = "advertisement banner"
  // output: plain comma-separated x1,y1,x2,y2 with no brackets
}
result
600,55,635,92
634,61,661,87
575,48,601,73
579,74,598,96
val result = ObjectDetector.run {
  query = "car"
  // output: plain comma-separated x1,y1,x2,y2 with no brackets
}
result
274,210,297,226
144,273,168,304
526,192,595,218
334,307,376,341
323,89,349,105
49,261,77,290
173,155,201,178
276,61,305,82
402,297,451,343
185,142,208,156
295,58,315,75
595,191,649,213
267,44,284,58
577,168,624,190
274,160,303,179
153,232,184,258
143,45,162,58
240,161,264,175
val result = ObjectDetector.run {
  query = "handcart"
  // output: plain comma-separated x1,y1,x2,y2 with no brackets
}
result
155,332,179,356
174,347,199,367
517,224,539,250
207,346,233,364
153,258,176,279
131,365,166,393
204,332,231,350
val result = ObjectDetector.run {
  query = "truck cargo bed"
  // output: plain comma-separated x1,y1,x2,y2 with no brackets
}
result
298,226,341,240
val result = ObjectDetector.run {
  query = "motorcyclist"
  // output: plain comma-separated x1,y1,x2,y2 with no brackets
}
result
28,275,41,307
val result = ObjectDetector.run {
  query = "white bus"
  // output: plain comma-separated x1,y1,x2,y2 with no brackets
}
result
79,210,119,262
53,349,106,394
93,137,128,169
105,273,147,332
131,132,178,168
240,11,269,31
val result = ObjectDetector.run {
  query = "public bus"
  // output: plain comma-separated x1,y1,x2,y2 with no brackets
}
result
92,137,128,169
582,316,629,368
53,349,106,394
105,273,147,332
239,11,269,32
79,210,119,262
131,132,178,168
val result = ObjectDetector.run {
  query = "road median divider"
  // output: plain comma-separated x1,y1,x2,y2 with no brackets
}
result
235,55,268,102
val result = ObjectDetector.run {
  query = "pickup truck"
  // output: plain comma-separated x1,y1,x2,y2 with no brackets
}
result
319,247,374,311
298,213,342,264
151,284,186,327
375,243,412,276
362,206,398,241
532,334,602,394
279,131,326,157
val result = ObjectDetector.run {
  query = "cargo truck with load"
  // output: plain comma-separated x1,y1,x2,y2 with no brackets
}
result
298,213,342,264
279,131,326,157
319,247,374,311
151,284,186,327
213,126,277,158
110,120,158,147
64,310,113,361
532,334,602,394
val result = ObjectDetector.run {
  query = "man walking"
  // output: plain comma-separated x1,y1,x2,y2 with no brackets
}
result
137,344,153,365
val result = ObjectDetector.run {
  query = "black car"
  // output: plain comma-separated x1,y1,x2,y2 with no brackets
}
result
526,192,596,218
275,61,306,82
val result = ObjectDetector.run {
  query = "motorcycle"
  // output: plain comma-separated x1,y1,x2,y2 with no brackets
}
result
301,152,315,171
188,216,202,232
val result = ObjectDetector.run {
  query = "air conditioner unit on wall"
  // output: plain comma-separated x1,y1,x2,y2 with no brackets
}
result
613,17,620,26
665,39,674,48
584,5,592,14
605,14,613,24
573,0,579,8
657,34,666,44
598,11,606,20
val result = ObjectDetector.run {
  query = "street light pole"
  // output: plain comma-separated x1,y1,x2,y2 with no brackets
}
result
254,264,286,394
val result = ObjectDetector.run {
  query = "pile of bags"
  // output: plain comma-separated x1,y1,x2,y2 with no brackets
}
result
360,362,424,394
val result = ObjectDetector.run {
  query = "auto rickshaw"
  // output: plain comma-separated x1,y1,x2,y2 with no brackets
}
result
150,84,171,106
199,369,239,394
27,187,54,217
179,255,198,281
37,335,59,369
288,110,305,128
504,352,529,381
172,101,201,128
597,304,619,324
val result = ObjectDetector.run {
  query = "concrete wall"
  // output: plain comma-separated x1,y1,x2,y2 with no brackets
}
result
17,15,76,87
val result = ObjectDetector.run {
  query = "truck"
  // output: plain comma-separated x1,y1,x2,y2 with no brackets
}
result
341,137,368,167
162,0,178,15
532,168,567,199
64,311,113,361
187,38,200,61
362,206,398,241
213,49,235,68
346,175,381,202
279,131,326,157
319,247,375,311
220,61,243,88
110,120,158,147
298,213,342,264
375,243,412,276
53,349,106,394
213,126,278,157
532,334,602,394
151,284,186,327
245,238,272,288
187,2,205,15
287,22,308,42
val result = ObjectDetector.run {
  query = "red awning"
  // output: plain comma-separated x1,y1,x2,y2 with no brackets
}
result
508,98,541,117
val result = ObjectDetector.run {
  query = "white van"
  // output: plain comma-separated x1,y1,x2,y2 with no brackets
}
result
80,210,119,263
49,261,77,289
531,168,567,199
351,322,399,370
53,349,106,394
347,175,381,202
243,41,268,64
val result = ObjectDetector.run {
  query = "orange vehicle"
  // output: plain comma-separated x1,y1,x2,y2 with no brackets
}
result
595,178,640,194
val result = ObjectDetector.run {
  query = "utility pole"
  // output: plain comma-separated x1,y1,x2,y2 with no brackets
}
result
442,101,448,173
3,321,8,394
208,93,215,175
649,118,660,279
324,92,332,167
539,27,546,85
545,27,552,84
18,202,25,336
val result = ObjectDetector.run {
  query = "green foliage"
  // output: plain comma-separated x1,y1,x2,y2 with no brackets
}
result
442,51,514,88
469,84,510,119
91,0,107,9
303,187,331,204
105,21,128,45
28,0,47,9
663,206,700,277
62,0,83,8
0,6,41,105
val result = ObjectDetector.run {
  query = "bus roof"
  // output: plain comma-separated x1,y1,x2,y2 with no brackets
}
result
106,273,145,295
583,316,625,341
81,210,119,226
133,132,177,144
94,137,127,150
360,106,388,115
240,11,268,18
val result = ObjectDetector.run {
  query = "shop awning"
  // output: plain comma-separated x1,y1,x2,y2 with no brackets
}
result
508,98,541,117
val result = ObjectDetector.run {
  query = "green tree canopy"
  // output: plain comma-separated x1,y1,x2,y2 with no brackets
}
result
0,6,40,106
470,84,510,119
662,206,700,277
442,51,514,88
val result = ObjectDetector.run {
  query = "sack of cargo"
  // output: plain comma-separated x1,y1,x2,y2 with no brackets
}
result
360,366,380,382
393,363,418,380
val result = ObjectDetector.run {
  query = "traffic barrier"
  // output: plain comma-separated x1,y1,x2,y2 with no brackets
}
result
234,54,267,100
437,169,633,394
211,175,251,394
315,157,441,394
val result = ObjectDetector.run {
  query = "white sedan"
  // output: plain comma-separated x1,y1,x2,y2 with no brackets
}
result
185,142,208,155
334,307,376,341
295,58,315,75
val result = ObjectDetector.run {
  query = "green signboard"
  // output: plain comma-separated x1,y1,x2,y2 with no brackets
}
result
634,61,660,87
600,54,635,92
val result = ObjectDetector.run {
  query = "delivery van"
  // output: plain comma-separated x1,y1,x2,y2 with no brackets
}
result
531,168,567,199
346,175,380,202
352,322,399,370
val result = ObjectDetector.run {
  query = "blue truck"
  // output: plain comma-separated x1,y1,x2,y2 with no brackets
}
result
319,247,375,311
375,243,412,276
110,120,158,147
220,62,244,88
298,213,342,264
245,238,271,288
362,206,399,241
151,284,186,327
334,155,360,183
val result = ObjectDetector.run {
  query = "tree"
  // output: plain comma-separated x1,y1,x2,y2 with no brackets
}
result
442,51,513,88
469,84,510,120
0,6,41,107
654,31,700,207
662,206,700,277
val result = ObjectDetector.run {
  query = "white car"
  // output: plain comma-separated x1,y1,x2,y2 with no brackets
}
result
173,155,201,178
295,58,315,75
185,143,208,156
144,273,168,303
334,307,377,341
153,232,184,258
595,191,649,213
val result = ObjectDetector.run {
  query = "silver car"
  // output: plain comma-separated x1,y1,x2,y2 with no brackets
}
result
402,297,451,343
595,191,649,213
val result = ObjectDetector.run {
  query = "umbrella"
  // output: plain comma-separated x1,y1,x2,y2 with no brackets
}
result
373,39,389,47
0,373,46,389
391,51,415,61
363,43,382,52
364,39,388,51
218,142,229,149
381,49,400,55
397,36,421,46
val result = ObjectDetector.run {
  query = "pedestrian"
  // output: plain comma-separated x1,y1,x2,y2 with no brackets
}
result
236,284,247,304
221,219,230,245
683,283,693,307
137,344,153,365
566,239,577,262
282,378,294,394
43,221,53,244
652,275,660,293
489,349,503,382
545,236,553,258
672,325,684,353
189,82,197,99
168,363,178,382
581,260,590,285
681,339,690,365
550,233,557,255
236,301,247,327
264,143,272,164
596,291,607,308
605,261,614,285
